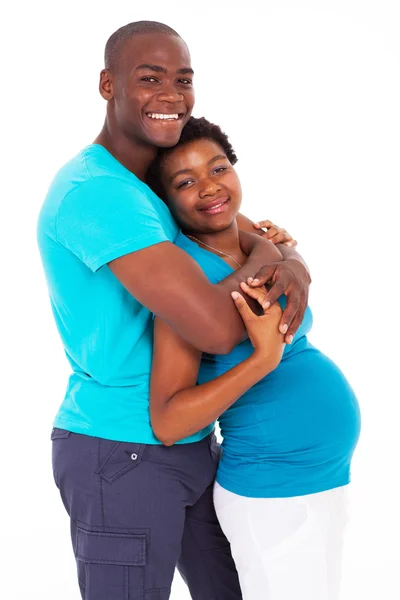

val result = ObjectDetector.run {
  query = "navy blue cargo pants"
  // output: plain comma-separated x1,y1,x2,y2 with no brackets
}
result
51,428,242,599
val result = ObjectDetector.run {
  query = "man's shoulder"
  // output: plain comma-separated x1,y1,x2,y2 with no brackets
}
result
39,145,154,229
46,144,146,202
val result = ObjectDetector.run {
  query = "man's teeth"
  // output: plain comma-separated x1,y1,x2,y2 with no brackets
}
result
147,113,179,120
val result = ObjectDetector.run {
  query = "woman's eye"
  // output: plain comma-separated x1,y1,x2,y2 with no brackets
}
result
177,180,194,189
213,166,227,174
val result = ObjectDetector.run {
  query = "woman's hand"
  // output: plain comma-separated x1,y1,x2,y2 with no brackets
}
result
253,220,297,248
232,282,285,372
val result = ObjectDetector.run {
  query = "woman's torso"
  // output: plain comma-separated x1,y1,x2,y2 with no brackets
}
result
176,232,361,497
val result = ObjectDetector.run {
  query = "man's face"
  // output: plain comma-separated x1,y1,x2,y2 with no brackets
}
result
102,33,195,148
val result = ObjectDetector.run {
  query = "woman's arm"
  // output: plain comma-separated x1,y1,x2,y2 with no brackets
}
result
150,284,285,446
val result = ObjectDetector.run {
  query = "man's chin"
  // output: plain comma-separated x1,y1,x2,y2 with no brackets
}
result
153,133,182,148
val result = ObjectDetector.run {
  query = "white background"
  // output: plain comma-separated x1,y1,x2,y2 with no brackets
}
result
1,1,399,598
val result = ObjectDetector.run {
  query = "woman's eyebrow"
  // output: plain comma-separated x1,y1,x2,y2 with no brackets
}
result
170,155,228,182
208,155,227,165
169,169,192,182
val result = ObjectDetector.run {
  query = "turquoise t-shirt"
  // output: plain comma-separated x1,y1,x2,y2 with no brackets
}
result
37,145,213,444
176,232,361,498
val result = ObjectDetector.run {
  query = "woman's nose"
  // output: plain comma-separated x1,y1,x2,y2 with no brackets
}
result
199,180,221,198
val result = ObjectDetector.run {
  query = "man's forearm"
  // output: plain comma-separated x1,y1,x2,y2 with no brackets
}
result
277,244,311,278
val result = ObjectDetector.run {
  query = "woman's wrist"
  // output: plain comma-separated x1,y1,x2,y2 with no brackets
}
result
246,351,277,379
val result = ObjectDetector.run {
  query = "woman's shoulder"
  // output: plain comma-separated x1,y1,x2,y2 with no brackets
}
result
174,231,234,284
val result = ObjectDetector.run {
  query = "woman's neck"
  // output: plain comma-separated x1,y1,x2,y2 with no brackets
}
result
184,220,247,269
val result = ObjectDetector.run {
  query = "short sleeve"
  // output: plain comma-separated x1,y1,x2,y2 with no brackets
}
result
56,176,170,271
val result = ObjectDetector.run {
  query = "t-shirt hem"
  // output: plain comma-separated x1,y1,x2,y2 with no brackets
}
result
88,235,170,272
53,417,213,445
215,473,351,498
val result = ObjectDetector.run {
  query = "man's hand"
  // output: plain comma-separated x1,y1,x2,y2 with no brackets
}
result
253,220,297,248
248,258,311,344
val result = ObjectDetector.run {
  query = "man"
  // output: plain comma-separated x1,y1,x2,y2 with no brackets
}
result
38,21,310,599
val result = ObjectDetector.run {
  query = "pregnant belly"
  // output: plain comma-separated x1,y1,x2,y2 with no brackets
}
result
218,345,361,463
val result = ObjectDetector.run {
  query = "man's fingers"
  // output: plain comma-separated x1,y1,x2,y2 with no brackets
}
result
248,265,276,287
231,291,256,322
259,279,286,311
284,239,297,248
279,297,300,338
284,291,308,342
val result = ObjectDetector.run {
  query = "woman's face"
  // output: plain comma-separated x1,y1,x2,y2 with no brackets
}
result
159,138,242,233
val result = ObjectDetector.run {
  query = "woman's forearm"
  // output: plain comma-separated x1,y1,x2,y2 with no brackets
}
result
151,353,273,446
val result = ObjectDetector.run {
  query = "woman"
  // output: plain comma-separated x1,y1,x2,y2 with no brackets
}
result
147,117,361,600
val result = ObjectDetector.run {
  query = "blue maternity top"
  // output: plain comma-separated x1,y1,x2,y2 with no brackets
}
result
176,232,361,498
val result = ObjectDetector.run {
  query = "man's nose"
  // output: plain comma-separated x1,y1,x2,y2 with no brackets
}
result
156,86,184,103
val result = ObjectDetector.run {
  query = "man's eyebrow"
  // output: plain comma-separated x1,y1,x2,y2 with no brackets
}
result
135,65,194,76
136,64,167,73
177,68,194,75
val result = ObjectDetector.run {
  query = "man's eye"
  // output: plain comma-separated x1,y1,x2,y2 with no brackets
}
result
141,76,158,83
179,78,193,85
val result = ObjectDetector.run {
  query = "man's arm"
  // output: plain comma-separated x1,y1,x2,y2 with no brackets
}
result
57,176,309,352
109,239,276,355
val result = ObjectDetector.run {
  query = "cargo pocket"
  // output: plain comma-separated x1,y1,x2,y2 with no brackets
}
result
75,526,147,600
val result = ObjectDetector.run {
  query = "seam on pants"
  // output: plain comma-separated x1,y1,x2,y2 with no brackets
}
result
182,518,218,599
98,438,106,529
124,566,129,600
85,561,89,600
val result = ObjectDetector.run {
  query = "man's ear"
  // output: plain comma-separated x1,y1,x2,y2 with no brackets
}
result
99,69,114,101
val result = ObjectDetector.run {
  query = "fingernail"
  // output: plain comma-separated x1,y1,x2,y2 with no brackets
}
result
281,324,288,334
254,222,260,228
251,278,260,285
286,335,294,344
247,277,253,283
231,292,239,300
263,302,270,310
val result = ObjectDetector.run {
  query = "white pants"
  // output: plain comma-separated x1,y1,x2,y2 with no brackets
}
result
214,483,349,600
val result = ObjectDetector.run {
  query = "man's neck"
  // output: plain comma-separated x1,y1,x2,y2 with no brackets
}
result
94,122,157,182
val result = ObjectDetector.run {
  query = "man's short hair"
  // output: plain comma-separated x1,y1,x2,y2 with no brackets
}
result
105,21,181,72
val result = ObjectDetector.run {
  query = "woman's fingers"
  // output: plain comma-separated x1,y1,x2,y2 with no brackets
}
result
239,281,269,311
